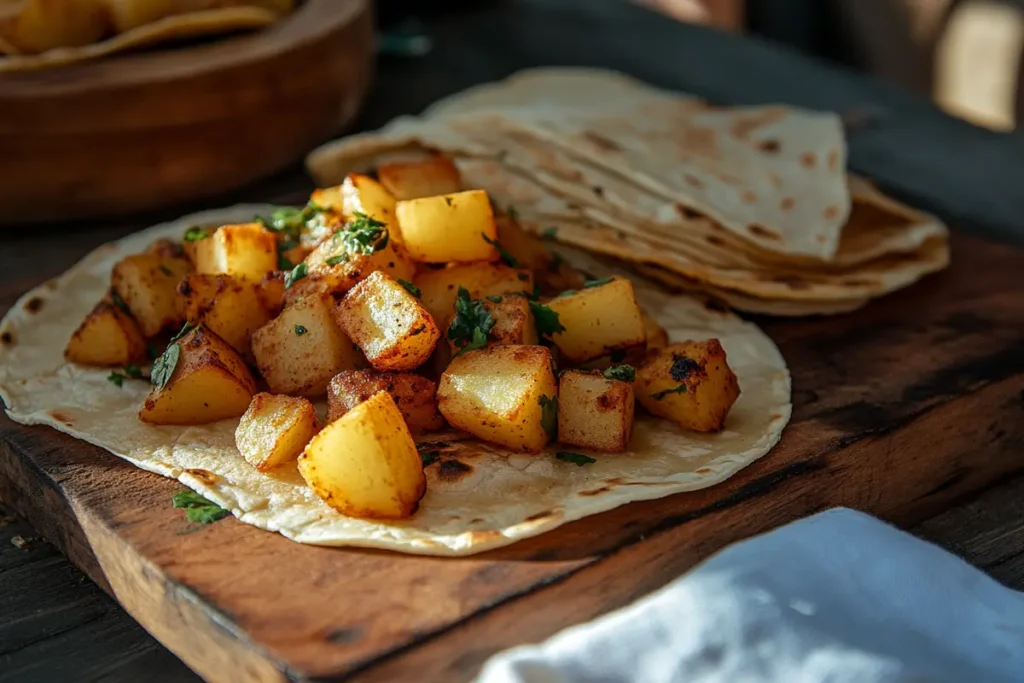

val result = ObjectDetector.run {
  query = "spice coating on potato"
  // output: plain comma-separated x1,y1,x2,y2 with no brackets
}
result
302,222,415,295
195,223,277,283
557,370,635,452
416,263,533,329
377,156,463,201
111,253,192,337
447,294,538,354
298,391,426,520
176,274,271,361
396,190,499,263
545,277,647,364
437,345,557,453
335,271,440,371
235,393,320,472
635,340,740,432
257,271,286,317
65,301,147,367
327,370,444,433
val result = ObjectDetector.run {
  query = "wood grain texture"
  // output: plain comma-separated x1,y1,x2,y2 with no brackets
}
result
0,0,372,224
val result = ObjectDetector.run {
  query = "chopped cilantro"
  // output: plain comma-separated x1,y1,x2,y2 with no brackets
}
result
529,301,566,338
558,289,577,297
183,226,212,242
284,262,308,289
539,395,558,438
542,226,558,240
444,196,453,207
448,287,495,356
107,372,126,388
603,365,636,382
278,254,293,270
651,384,688,400
158,264,173,277
257,202,328,244
110,290,130,314
486,295,503,303
398,279,421,298
482,233,518,267
172,490,229,525
338,212,389,256
325,254,348,267
556,451,596,466
151,343,180,390
584,277,613,288
123,363,143,379
294,325,308,336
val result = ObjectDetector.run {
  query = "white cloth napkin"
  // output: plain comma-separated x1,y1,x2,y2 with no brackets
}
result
477,508,1024,683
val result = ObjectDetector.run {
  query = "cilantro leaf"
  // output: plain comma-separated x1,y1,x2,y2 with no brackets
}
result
482,233,518,267
556,451,596,466
278,254,293,270
158,264,174,277
398,279,421,298
183,226,212,242
123,363,144,379
486,295,503,303
603,365,636,382
448,287,495,356
257,201,328,244
651,384,688,400
325,254,348,267
539,395,558,438
107,372,126,388
338,212,389,256
584,277,613,288
294,325,308,336
110,290,131,314
151,343,180,390
529,301,566,337
284,262,308,289
172,490,229,525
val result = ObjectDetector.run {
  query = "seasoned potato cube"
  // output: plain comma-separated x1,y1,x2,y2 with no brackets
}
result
195,223,277,283
65,301,146,366
396,190,499,263
139,327,257,425
111,253,192,337
335,271,440,371
298,391,425,519
495,215,551,271
545,277,646,364
327,370,443,433
146,238,184,259
252,294,365,397
642,310,669,349
181,225,214,265
635,340,740,432
235,393,320,472
176,274,271,360
302,219,415,295
437,345,557,452
377,156,463,200
558,370,635,452
448,294,537,354
417,263,533,328
257,271,286,316
340,173,398,226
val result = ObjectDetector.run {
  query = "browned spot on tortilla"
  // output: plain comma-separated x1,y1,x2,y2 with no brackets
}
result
696,467,713,474
24,297,44,313
680,126,718,157
186,468,219,485
771,413,783,420
578,486,611,497
0,332,13,345
800,152,816,168
706,235,725,247
469,517,484,524
583,131,621,152
827,149,840,171
675,203,700,220
758,139,781,153
770,174,783,188
741,191,757,204
436,459,473,483
50,411,74,425
765,274,812,290
730,108,787,139
824,205,840,221
747,223,782,241
815,234,828,244
703,299,730,313
780,197,795,211
470,530,502,543
524,510,556,523
841,278,874,287
684,174,703,189
603,477,668,487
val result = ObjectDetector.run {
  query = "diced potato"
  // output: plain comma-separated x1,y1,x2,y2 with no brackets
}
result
257,271,286,317
176,274,271,360
334,271,440,371
545,277,646,364
377,156,463,200
558,370,635,452
298,391,425,519
181,226,213,265
396,190,499,263
327,370,443,433
495,215,550,271
139,327,257,425
437,345,557,452
416,263,533,328
302,221,415,295
235,393,320,472
146,238,184,259
635,340,740,432
312,174,398,244
252,294,365,397
111,253,192,337
642,310,669,349
195,223,277,283
65,301,146,366
448,294,537,354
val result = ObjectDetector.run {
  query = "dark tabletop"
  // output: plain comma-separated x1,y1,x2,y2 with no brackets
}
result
3,1,1024,681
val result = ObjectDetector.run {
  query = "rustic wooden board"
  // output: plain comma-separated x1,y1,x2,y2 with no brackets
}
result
2,232,1024,682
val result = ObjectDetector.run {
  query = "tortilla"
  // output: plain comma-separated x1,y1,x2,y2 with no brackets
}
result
0,205,791,556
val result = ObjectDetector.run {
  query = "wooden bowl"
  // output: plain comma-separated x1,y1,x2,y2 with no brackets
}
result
0,0,373,225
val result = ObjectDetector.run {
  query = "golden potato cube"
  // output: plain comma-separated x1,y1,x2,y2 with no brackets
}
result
437,345,557,453
495,215,551,271
298,391,425,520
635,340,740,432
65,301,147,367
396,190,499,263
111,253,192,337
558,370,635,452
447,294,538,354
545,277,646,364
181,226,214,265
335,271,440,371
302,221,416,295
327,370,444,433
252,294,365,397
139,327,257,425
235,393,320,472
176,274,271,360
417,263,533,328
340,173,398,227
377,156,463,200
643,310,669,349
257,271,286,317
195,223,277,283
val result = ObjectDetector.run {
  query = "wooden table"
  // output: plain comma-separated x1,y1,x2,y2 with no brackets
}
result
3,1,1024,681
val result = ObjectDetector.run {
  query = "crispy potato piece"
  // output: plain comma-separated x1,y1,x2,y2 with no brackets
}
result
377,156,463,200
298,391,425,519
139,327,257,425
495,215,551,271
396,190,499,263
252,294,365,397
176,274,271,360
558,370,635,452
195,223,277,283
181,226,214,265
327,370,443,433
257,271,286,317
447,294,537,354
146,238,185,259
235,393,320,472
437,345,557,453
635,340,740,432
335,271,440,371
642,310,669,349
417,263,533,328
545,277,646,364
302,222,415,295
111,254,192,337
65,301,146,366
340,173,398,226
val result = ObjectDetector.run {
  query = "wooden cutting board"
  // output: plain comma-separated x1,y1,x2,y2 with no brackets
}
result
1,232,1023,683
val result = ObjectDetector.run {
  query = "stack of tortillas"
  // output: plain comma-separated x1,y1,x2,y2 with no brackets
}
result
307,68,949,316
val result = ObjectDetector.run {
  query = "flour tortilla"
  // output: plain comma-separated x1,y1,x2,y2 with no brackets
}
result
0,205,790,556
